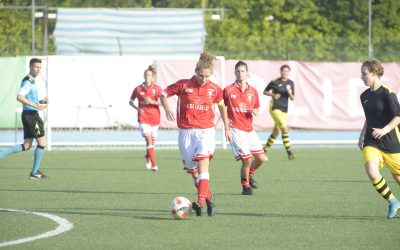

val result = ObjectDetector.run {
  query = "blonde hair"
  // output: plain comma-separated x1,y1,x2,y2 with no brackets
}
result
362,59,384,77
144,64,156,76
195,52,216,73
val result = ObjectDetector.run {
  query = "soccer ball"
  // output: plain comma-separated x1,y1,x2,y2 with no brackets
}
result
170,197,192,220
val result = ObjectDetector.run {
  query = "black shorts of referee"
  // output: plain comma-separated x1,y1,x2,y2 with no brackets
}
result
21,110,45,139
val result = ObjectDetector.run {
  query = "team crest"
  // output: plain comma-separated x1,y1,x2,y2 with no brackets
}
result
231,94,236,98
186,88,193,93
246,94,253,102
139,91,145,96
207,89,215,98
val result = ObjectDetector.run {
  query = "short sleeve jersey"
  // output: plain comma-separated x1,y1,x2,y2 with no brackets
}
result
223,82,260,132
162,76,223,129
361,85,400,153
18,75,39,111
264,78,294,113
130,83,162,126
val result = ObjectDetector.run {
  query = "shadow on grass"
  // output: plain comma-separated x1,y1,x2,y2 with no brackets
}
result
0,189,178,195
216,211,388,221
26,207,391,222
29,207,175,221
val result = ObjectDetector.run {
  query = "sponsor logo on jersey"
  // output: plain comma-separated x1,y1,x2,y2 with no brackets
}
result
186,99,209,111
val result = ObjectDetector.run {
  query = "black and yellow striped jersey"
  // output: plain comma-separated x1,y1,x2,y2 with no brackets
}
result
361,85,400,153
264,78,295,113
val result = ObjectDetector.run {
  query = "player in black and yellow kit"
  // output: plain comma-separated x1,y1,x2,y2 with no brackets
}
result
359,59,400,219
263,65,295,160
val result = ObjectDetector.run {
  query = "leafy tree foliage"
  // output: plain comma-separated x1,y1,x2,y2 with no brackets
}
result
0,0,399,61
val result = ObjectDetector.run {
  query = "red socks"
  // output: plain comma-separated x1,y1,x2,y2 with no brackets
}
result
249,167,256,178
241,178,251,188
146,146,156,167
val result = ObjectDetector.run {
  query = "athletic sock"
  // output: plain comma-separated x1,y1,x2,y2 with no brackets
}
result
241,178,251,189
147,146,156,167
282,132,292,152
249,167,257,178
197,173,209,208
372,176,394,201
0,144,24,159
31,145,44,174
265,134,276,148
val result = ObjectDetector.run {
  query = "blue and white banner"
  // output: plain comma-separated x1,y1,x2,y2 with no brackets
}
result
54,8,205,56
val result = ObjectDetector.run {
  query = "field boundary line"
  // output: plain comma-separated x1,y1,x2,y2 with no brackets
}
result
0,208,73,248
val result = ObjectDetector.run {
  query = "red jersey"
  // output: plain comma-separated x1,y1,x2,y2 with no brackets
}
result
223,82,260,132
130,83,162,126
162,76,223,129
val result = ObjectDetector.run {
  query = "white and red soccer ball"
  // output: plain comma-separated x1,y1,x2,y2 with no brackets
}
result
170,197,192,220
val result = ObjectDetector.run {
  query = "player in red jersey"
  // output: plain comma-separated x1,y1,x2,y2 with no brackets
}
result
223,61,267,195
129,65,162,171
160,52,232,217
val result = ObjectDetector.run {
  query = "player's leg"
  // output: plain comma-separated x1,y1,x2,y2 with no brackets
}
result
281,126,295,160
140,123,153,170
229,128,253,194
144,135,157,171
248,130,267,189
192,128,216,216
1,111,33,159
240,158,253,195
148,125,159,170
0,144,26,159
178,129,203,216
363,146,398,218
30,135,47,178
264,109,281,153
384,153,400,218
392,173,400,185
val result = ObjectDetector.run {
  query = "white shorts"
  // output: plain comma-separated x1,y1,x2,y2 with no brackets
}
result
178,128,215,171
230,128,264,160
139,123,159,139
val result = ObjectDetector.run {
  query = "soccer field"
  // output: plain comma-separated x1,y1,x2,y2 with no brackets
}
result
1,148,399,249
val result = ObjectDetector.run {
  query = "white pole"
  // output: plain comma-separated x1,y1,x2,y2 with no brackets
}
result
368,0,373,58
46,56,51,151
218,56,227,149
31,0,35,56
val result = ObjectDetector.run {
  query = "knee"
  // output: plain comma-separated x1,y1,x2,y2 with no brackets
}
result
23,143,32,151
242,158,252,166
364,162,380,180
260,155,268,163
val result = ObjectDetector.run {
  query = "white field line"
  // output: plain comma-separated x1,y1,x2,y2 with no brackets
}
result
0,208,73,248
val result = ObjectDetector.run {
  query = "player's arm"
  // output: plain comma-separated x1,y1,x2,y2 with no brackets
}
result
40,96,49,104
252,108,259,116
372,93,400,139
144,97,161,106
358,120,366,150
263,83,280,100
129,97,145,114
372,116,400,139
17,95,46,110
160,95,175,121
287,84,295,101
217,100,232,142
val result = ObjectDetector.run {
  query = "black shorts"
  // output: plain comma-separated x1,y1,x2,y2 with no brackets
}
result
22,110,45,139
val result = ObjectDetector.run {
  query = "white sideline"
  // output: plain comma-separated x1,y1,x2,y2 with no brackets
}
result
0,208,73,248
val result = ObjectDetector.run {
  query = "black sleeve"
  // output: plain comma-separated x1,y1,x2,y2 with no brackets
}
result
264,81,274,92
386,92,400,117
